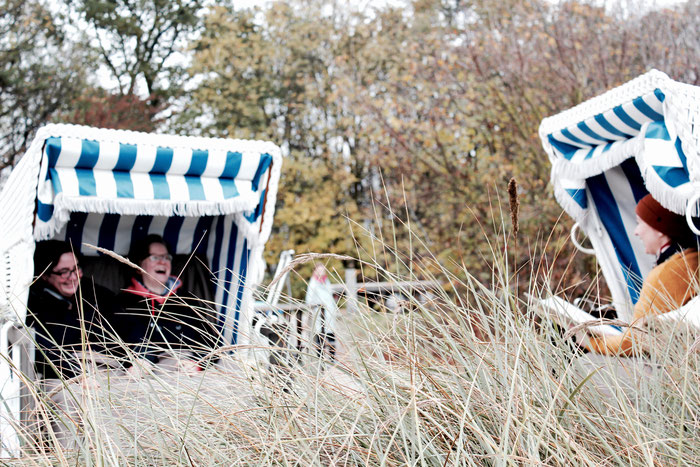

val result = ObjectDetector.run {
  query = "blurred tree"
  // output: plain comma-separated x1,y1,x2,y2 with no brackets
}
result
0,0,90,171
625,0,699,85
57,89,164,132
180,0,700,298
183,2,365,285
333,0,700,293
70,0,206,109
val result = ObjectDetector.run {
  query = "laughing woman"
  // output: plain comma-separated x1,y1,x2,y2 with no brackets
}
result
117,235,219,373
27,240,122,380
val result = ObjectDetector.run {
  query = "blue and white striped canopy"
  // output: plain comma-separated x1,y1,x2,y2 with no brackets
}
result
21,124,282,344
35,127,277,240
540,70,700,319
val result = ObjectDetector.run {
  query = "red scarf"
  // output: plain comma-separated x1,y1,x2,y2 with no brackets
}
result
124,277,182,313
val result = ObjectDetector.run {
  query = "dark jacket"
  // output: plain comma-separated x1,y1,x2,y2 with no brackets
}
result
26,279,122,379
116,277,220,365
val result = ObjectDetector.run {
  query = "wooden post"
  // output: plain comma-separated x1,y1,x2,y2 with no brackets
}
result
9,325,35,434
344,266,357,313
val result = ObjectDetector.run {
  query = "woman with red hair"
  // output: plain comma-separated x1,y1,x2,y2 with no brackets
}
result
584,193,699,355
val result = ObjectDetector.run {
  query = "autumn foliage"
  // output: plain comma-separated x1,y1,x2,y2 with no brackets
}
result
177,0,699,297
2,0,700,298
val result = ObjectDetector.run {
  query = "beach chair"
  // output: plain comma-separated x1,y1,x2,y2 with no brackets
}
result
0,124,282,455
537,69,700,334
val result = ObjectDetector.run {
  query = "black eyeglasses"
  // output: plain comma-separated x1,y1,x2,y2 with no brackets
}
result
49,266,80,279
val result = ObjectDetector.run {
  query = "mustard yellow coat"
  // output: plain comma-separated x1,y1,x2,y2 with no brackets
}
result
586,249,699,356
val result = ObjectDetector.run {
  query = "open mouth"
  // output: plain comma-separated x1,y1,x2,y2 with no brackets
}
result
154,267,168,275
60,281,79,294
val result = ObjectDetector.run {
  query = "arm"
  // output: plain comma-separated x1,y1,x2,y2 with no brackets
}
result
180,294,220,364
585,252,697,356
116,293,161,364
584,331,634,356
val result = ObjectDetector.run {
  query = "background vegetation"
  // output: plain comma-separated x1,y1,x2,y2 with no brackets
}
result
3,1,700,463
2,0,699,294
16,227,700,464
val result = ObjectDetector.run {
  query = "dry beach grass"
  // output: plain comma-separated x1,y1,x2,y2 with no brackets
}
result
6,230,700,466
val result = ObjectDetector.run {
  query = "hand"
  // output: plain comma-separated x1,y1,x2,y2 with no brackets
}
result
127,360,152,379
567,323,591,349
176,358,201,375
79,374,102,390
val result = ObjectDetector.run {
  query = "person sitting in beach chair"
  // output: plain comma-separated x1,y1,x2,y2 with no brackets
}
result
117,235,220,374
580,194,699,356
27,240,123,380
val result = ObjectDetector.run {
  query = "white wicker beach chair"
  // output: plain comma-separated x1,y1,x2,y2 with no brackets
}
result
0,124,282,455
538,69,700,329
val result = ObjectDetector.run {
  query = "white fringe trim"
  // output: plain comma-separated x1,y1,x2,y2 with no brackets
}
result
254,147,282,246
663,83,700,181
553,121,699,218
33,192,261,241
547,72,700,221
22,123,284,248
552,182,587,224
552,136,643,181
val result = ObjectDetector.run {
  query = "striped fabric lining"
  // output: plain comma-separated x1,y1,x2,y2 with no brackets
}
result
545,87,696,309
55,211,251,345
552,121,692,222
547,89,665,157
35,134,274,243
27,126,282,345
553,120,692,214
586,161,653,304
546,87,690,220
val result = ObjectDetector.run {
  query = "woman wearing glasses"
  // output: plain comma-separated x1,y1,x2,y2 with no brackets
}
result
27,240,121,380
118,235,218,374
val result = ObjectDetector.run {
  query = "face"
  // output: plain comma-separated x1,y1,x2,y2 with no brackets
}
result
634,216,671,255
43,252,82,298
140,242,172,291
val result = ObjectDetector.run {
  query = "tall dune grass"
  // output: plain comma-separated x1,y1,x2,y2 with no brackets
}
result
5,223,700,466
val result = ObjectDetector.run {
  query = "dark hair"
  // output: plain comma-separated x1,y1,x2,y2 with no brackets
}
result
635,193,696,246
34,240,79,277
127,234,172,276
